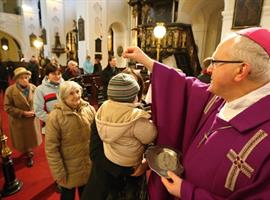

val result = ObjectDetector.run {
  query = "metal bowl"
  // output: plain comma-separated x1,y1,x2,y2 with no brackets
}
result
144,145,184,178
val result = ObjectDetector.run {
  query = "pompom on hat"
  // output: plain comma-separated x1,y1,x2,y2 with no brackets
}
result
108,73,140,103
13,67,31,80
237,27,270,56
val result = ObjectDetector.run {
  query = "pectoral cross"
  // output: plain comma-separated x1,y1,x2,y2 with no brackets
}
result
197,125,232,148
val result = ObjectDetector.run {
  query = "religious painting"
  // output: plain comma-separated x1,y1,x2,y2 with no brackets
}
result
152,0,173,23
232,0,264,29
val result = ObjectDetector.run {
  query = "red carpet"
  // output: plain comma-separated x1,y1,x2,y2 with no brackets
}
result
0,91,80,199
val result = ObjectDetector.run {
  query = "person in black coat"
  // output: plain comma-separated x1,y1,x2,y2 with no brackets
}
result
27,56,40,86
0,61,9,93
100,56,120,99
93,57,103,74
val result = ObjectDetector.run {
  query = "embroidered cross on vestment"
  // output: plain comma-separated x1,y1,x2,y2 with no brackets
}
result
225,130,267,191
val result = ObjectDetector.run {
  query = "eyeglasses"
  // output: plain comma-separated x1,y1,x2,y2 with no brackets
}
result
203,57,243,68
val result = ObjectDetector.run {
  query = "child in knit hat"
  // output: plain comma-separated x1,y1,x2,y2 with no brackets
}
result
85,73,157,199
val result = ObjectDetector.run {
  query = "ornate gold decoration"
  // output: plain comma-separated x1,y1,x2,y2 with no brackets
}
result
0,115,23,196
0,127,12,158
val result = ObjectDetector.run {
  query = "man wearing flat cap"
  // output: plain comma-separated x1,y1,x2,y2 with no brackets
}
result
4,67,42,167
123,27,270,199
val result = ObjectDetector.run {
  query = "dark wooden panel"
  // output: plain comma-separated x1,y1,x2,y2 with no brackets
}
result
138,23,201,76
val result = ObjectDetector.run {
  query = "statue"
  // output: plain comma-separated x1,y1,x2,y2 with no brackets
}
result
173,30,179,48
141,32,146,48
146,30,151,47
65,20,79,61
52,32,65,58
54,32,62,48
41,28,47,45
78,16,85,41
151,32,156,48
167,31,173,47
181,32,187,48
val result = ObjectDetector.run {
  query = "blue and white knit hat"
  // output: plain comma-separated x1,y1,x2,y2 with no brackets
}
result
107,73,140,103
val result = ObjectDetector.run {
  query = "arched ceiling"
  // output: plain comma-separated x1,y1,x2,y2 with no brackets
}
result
109,22,124,33
0,30,21,61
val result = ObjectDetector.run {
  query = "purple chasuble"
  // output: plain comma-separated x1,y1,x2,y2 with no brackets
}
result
148,62,270,200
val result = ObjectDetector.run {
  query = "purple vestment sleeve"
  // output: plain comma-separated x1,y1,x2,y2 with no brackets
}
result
151,62,211,152
148,62,212,200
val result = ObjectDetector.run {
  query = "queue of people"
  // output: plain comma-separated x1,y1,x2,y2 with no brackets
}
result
2,26,270,200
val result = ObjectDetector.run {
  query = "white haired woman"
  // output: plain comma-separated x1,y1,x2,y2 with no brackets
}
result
4,67,42,167
45,81,96,200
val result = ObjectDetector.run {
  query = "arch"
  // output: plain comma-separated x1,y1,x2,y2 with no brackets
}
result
177,0,224,62
0,30,22,61
107,21,127,68
108,21,125,33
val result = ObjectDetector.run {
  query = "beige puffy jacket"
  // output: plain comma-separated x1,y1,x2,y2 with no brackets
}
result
96,100,157,167
45,100,95,189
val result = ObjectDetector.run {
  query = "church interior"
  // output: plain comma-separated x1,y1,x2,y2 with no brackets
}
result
0,0,269,199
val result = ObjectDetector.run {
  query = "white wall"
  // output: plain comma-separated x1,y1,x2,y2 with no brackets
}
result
76,1,107,68
40,0,66,65
106,0,129,68
75,0,129,69
21,0,40,60
177,0,224,62
75,0,90,67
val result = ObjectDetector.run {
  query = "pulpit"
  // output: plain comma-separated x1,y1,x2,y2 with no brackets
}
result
128,0,201,76
138,23,201,76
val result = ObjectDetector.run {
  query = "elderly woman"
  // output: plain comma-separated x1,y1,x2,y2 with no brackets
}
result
45,81,96,200
4,67,42,167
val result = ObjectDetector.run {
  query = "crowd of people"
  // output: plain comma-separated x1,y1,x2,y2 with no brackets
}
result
1,26,270,200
